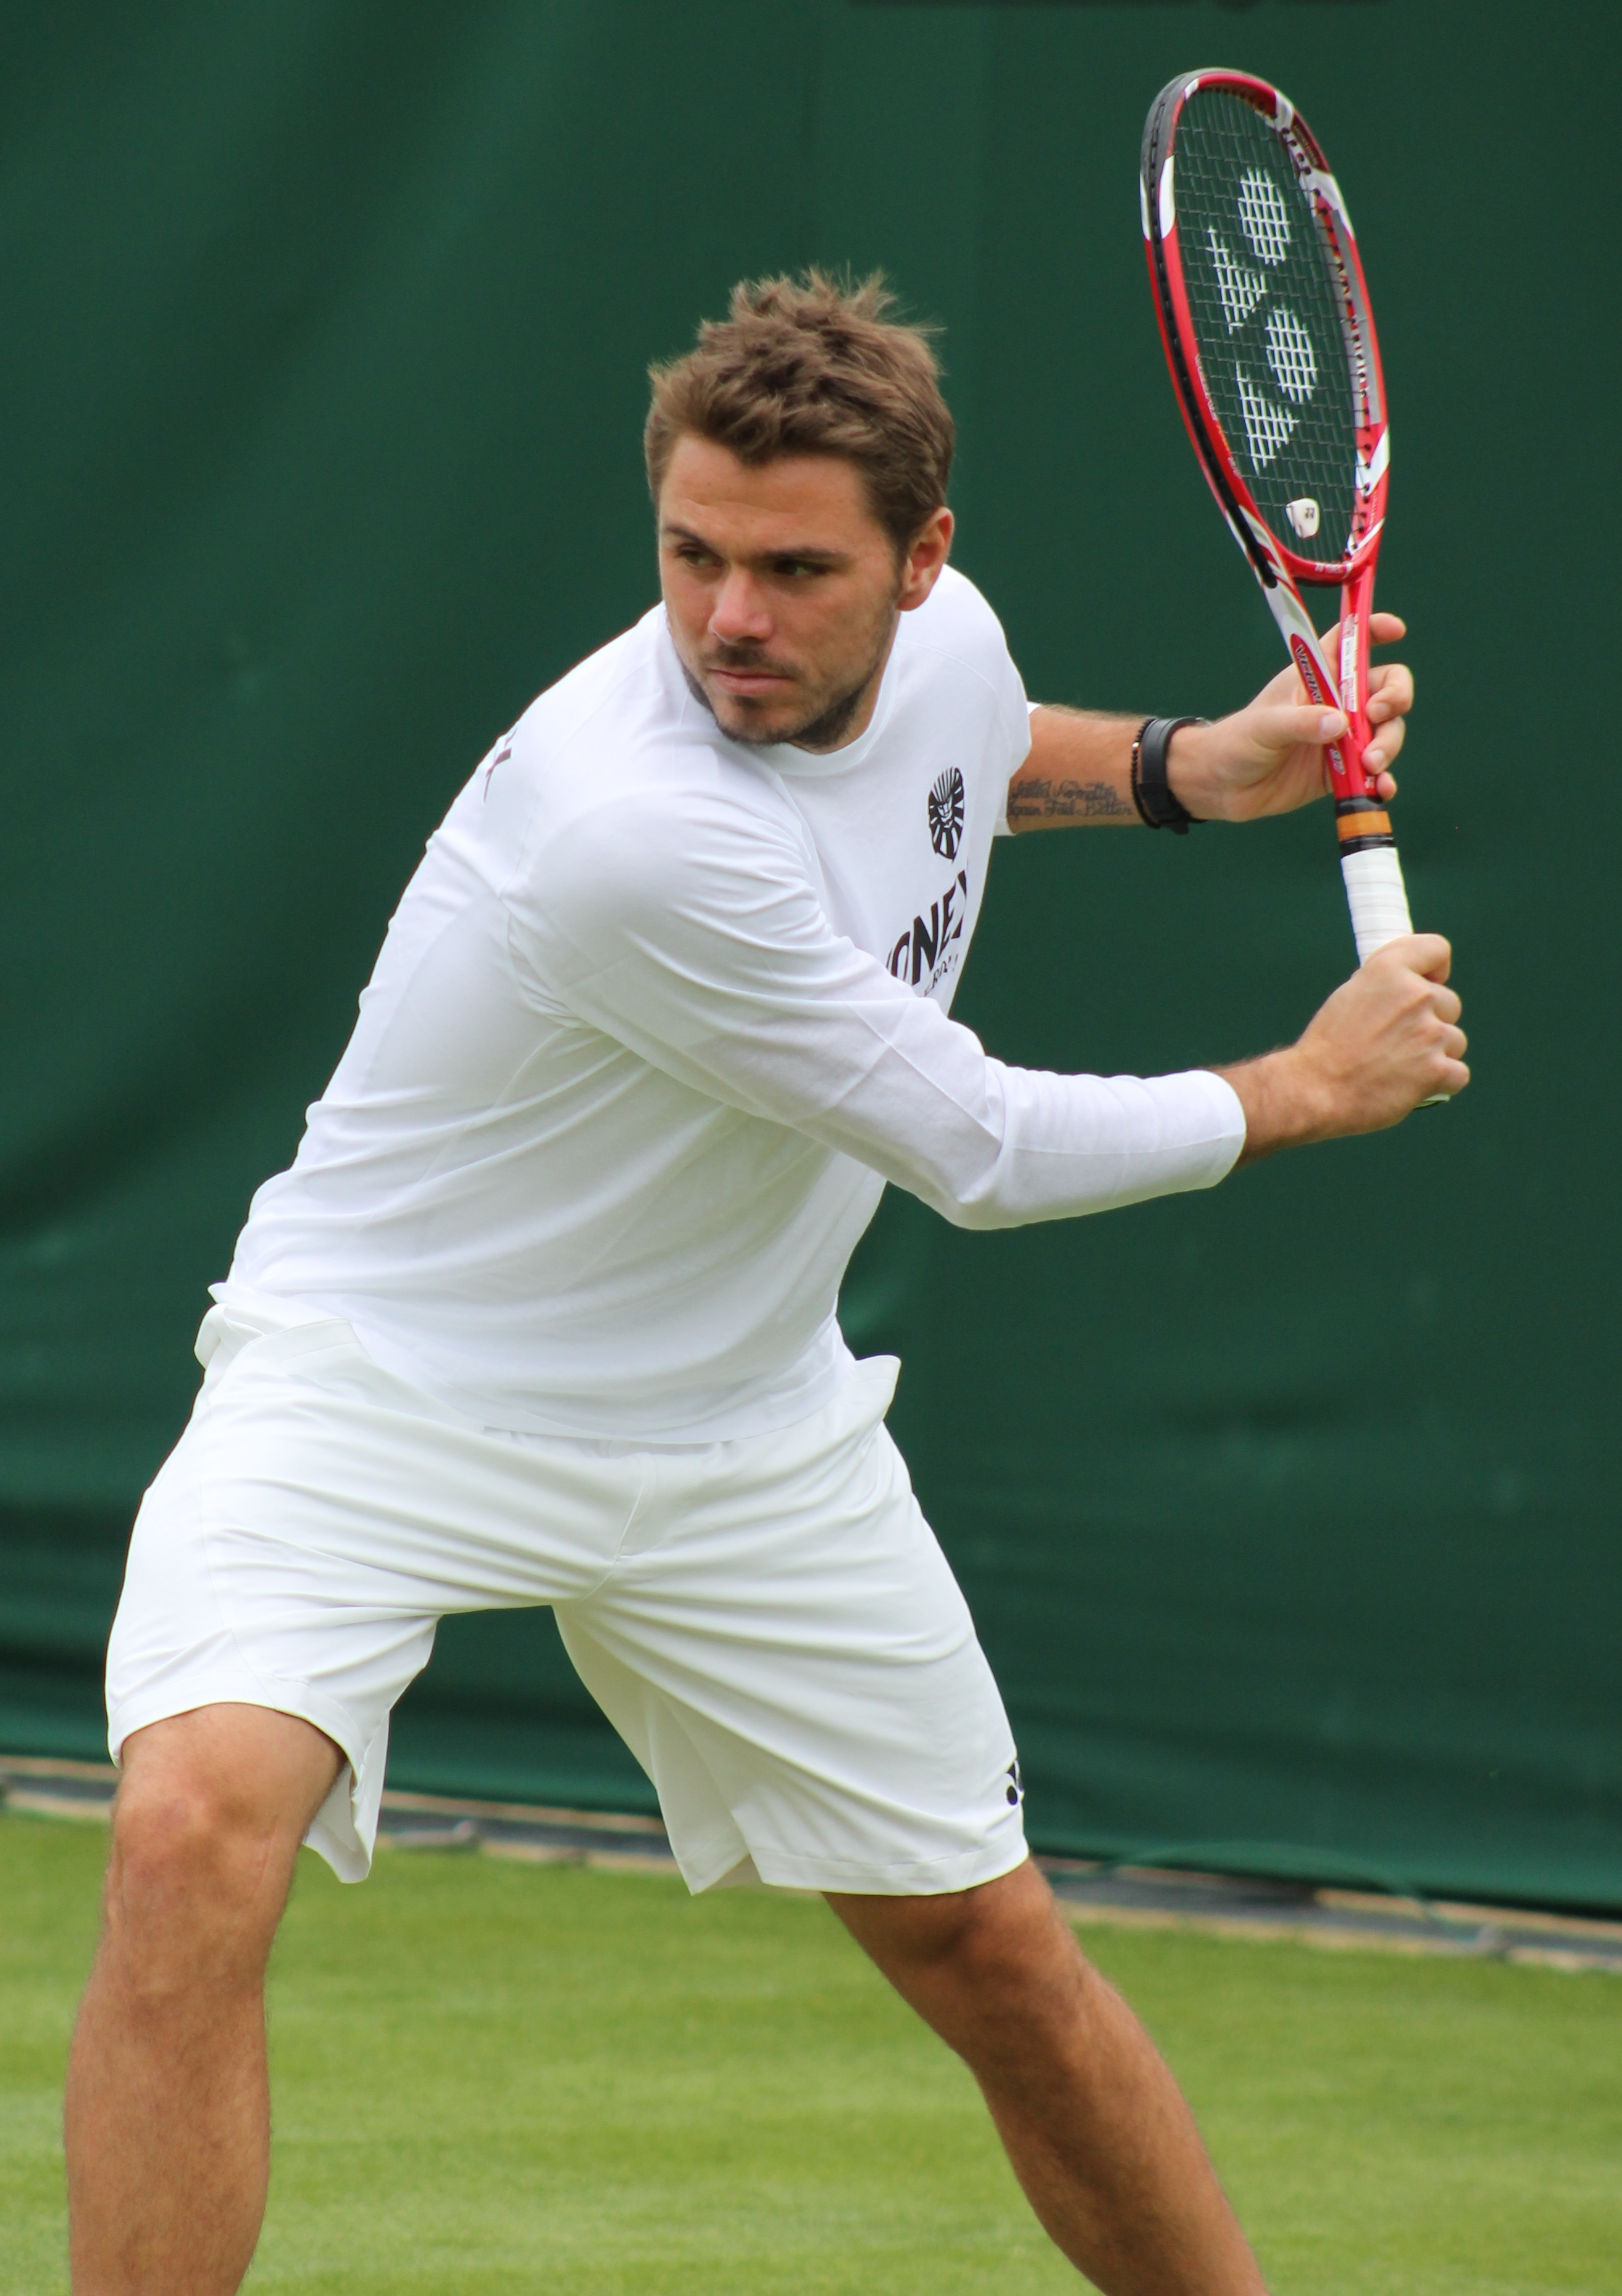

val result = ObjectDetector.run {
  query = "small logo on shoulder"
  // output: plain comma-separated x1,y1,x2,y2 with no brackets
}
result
928,766,965,860
1005,1758,1023,1808
482,731,514,797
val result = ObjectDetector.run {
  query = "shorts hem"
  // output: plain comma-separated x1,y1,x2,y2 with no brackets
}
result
107,1677,364,1777
106,1677,376,1882
715,1829,1029,1899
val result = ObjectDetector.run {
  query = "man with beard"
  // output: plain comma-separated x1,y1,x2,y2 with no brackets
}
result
70,272,1464,2295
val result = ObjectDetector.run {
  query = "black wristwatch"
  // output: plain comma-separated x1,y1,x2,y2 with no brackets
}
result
1130,717,1208,833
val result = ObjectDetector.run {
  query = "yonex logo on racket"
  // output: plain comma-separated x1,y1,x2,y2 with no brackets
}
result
1202,167,1319,472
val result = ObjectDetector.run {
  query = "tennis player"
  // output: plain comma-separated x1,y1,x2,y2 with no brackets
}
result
67,274,1465,2296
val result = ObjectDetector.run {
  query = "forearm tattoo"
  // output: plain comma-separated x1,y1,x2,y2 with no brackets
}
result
1006,775,1136,824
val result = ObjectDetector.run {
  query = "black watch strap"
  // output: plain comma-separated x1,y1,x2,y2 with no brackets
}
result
1131,716,1207,832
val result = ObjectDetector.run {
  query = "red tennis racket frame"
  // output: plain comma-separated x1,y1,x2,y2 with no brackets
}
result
1142,69,1393,834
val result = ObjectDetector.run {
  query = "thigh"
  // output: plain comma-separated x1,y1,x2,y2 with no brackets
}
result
562,1358,1027,1896
108,1318,644,1879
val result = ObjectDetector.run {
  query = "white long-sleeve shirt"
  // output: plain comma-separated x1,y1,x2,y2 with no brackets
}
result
222,570,1244,1439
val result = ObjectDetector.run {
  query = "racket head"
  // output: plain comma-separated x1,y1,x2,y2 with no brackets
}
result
1140,69,1388,593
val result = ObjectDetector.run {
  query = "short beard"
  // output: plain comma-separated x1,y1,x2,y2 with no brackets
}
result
679,621,895,753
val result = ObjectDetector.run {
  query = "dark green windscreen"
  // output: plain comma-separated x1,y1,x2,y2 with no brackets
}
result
1,2,1617,1912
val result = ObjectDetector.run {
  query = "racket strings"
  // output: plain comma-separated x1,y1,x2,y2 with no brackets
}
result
1172,91,1361,569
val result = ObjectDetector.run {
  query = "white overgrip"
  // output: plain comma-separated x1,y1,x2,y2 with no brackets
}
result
1342,846,1450,1104
1340,844,1413,965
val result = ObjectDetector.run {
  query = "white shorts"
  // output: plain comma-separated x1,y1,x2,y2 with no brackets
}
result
107,1304,1026,1896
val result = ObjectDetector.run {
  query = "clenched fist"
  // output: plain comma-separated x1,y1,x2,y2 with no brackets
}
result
1218,936,1468,1162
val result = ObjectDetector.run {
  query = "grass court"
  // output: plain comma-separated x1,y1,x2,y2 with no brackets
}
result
5,1808,1619,2294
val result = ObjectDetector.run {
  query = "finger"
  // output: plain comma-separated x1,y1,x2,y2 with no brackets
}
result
1428,984,1463,1025
1441,1023,1468,1059
1408,933,1452,983
1320,611,1408,657
1366,664,1414,722
1367,934,1451,983
1363,716,1406,771
1260,704,1347,749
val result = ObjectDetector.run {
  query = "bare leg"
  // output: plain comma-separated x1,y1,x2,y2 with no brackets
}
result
65,1704,343,2295
827,1858,1268,2296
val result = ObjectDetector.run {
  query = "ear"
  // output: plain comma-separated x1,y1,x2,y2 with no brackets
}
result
898,507,953,612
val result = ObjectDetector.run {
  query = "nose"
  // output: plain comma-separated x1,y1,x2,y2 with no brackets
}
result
709,569,773,647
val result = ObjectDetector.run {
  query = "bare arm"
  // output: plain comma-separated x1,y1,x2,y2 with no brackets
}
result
1009,613,1415,833
1006,707,1142,829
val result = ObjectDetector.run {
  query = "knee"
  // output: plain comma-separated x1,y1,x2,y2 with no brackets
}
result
944,1882,1081,2016
887,1862,1071,1982
848,1865,1088,2068
103,1767,298,1991
113,1769,250,1891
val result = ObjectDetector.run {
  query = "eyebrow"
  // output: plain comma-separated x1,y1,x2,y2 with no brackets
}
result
659,521,850,568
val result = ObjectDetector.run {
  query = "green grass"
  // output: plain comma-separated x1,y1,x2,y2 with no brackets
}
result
4,1809,1620,2294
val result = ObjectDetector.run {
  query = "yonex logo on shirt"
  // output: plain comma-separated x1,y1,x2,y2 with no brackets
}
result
887,868,969,994
928,766,965,860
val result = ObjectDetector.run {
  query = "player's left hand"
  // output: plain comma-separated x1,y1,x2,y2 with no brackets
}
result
1170,612,1413,824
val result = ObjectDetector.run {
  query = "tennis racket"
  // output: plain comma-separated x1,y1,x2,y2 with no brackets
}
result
1140,69,1413,968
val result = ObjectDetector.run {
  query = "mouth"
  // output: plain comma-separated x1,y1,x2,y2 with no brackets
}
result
703,660,797,700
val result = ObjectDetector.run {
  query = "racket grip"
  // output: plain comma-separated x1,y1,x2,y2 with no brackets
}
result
1341,844,1450,1107
1340,843,1413,965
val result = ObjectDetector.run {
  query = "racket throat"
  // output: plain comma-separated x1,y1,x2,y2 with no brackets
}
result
1336,560,1378,771
1260,573,1381,800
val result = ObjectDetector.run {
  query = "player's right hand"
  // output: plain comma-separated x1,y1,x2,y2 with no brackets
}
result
1218,937,1468,1162
1293,935,1469,1133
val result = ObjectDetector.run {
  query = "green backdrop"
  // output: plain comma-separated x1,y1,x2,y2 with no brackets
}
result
2,1,1616,1910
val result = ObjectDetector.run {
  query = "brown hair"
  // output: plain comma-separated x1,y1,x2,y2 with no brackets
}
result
644,270,953,554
